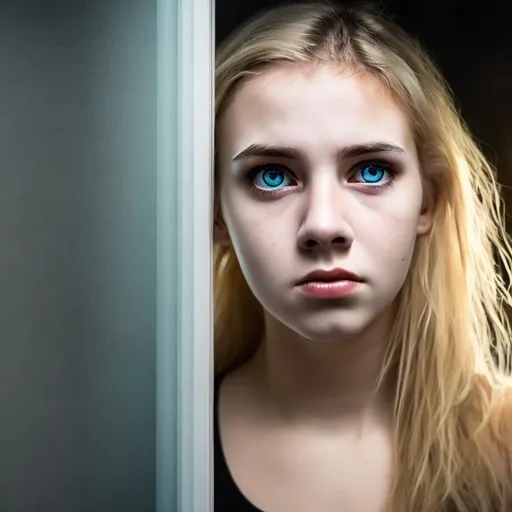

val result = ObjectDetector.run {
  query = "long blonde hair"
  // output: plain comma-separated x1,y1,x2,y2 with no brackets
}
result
214,2,512,510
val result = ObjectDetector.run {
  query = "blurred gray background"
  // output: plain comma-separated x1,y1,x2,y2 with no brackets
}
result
0,1,157,510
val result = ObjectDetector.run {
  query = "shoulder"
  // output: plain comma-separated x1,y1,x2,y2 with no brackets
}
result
499,385,512,441
464,376,512,477
491,383,512,435
488,382,512,475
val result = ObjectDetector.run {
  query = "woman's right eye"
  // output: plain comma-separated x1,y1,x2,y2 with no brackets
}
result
247,164,296,194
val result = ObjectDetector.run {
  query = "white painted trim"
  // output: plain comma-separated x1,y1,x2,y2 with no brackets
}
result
177,0,214,510
156,0,214,510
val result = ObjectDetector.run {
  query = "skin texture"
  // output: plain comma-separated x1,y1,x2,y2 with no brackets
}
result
215,63,434,511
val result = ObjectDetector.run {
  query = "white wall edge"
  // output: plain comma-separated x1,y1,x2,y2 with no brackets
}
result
177,0,214,511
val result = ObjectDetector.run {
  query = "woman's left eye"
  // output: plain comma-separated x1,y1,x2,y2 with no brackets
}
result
350,161,394,185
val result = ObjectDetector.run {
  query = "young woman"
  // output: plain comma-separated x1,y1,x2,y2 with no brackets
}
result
213,2,512,510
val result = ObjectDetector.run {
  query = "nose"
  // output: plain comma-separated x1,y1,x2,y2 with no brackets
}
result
297,180,354,253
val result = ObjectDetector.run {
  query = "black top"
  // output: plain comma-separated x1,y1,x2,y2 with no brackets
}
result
214,376,263,511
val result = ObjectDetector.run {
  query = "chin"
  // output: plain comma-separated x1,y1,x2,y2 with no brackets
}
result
264,299,394,343
285,317,373,343
280,298,391,339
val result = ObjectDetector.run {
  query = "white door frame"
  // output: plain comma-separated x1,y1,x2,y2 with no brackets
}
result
156,0,214,510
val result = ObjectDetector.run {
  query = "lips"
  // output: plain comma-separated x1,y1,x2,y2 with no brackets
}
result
296,268,363,285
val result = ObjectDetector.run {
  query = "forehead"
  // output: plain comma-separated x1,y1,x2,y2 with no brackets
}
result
218,63,415,158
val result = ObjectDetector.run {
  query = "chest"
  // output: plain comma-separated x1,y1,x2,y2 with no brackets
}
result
221,418,394,512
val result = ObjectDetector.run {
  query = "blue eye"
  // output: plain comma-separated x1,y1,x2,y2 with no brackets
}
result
252,165,293,189
353,161,390,184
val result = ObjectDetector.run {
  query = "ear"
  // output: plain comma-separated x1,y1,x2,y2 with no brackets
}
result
213,198,231,246
417,187,434,236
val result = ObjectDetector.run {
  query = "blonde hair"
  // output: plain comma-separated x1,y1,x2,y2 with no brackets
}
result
214,1,512,510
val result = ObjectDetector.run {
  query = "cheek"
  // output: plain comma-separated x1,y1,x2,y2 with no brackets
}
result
358,195,422,277
222,192,290,283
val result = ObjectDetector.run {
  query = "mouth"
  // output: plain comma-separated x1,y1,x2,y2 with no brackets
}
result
296,268,364,286
295,268,362,298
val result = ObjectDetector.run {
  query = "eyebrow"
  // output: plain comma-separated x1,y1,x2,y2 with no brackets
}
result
232,142,406,162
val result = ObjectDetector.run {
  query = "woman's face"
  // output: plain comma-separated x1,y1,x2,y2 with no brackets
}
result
216,63,432,342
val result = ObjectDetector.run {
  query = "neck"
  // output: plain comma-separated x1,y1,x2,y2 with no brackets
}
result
247,307,397,431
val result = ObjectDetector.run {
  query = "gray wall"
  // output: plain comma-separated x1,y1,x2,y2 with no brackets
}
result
0,2,157,510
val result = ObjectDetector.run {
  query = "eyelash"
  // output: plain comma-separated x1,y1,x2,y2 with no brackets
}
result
245,160,398,197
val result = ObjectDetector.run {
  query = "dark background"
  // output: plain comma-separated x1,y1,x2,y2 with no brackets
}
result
217,0,512,220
